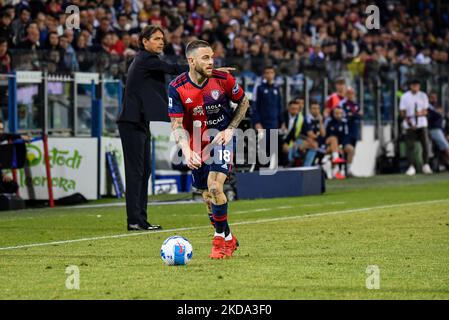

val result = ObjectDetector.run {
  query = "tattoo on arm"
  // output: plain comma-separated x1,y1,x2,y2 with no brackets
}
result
170,117,188,146
228,95,250,129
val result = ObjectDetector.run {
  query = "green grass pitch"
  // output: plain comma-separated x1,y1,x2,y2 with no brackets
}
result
0,173,448,299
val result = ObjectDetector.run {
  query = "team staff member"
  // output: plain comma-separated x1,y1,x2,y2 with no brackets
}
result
399,79,432,176
117,25,189,231
251,65,282,167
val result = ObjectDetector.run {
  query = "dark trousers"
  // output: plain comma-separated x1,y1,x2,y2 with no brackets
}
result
405,127,429,167
118,121,151,226
0,179,19,194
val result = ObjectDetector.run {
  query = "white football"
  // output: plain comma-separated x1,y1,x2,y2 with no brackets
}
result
160,236,193,266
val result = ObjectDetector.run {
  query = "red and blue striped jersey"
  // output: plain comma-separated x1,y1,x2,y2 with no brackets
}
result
168,70,245,149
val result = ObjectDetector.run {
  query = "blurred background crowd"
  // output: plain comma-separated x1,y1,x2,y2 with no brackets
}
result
0,0,448,79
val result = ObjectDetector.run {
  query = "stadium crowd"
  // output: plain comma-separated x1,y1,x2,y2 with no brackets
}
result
0,0,448,77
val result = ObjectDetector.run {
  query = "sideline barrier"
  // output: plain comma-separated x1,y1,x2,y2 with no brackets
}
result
235,167,324,200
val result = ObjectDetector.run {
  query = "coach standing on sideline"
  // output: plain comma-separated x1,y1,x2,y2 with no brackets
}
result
116,25,189,231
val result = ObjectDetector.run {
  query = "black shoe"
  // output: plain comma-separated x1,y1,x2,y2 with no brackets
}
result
145,222,162,230
127,223,163,231
127,223,161,231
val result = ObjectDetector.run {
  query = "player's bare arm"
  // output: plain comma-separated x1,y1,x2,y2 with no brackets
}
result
319,116,326,137
170,117,202,169
216,67,236,73
213,95,250,145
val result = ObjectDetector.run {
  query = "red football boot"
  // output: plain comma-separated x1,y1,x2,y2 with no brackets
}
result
224,235,239,258
209,236,226,259
332,157,346,165
334,172,346,180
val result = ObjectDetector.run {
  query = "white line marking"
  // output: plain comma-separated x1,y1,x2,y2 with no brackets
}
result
232,202,345,215
0,199,448,251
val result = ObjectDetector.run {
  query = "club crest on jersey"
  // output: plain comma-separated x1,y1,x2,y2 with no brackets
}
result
211,90,220,100
193,105,204,116
232,84,239,94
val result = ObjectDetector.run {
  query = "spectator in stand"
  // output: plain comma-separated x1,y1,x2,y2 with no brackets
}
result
164,32,185,57
325,77,347,118
36,12,48,45
43,31,60,73
58,34,79,72
110,33,125,57
114,13,131,37
326,107,354,179
0,37,11,73
46,0,62,16
1,0,449,89
339,87,362,148
2,5,15,22
44,31,59,50
399,79,432,176
0,11,13,46
148,5,167,28
75,33,94,72
427,92,449,166
94,17,113,45
103,0,118,25
17,21,41,50
0,37,10,121
11,6,31,45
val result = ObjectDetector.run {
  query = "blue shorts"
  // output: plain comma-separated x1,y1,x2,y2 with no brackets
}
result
191,140,234,190
430,128,449,151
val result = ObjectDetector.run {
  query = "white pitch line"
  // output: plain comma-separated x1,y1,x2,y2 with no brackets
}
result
232,202,345,215
0,198,448,252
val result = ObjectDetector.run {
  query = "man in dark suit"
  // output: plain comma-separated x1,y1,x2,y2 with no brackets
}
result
117,25,187,231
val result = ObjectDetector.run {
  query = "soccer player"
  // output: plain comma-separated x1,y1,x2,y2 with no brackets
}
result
325,107,354,179
168,40,250,259
324,77,347,118
339,87,362,148
306,100,326,150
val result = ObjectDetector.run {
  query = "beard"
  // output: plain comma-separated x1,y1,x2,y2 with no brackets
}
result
195,65,212,78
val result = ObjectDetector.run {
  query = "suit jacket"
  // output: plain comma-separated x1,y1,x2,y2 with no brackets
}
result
117,50,188,124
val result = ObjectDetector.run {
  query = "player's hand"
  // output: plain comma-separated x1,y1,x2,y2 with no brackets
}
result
183,148,202,170
282,143,289,154
2,175,12,183
212,128,234,145
215,67,236,74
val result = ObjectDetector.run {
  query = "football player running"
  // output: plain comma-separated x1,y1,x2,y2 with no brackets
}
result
168,40,250,259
